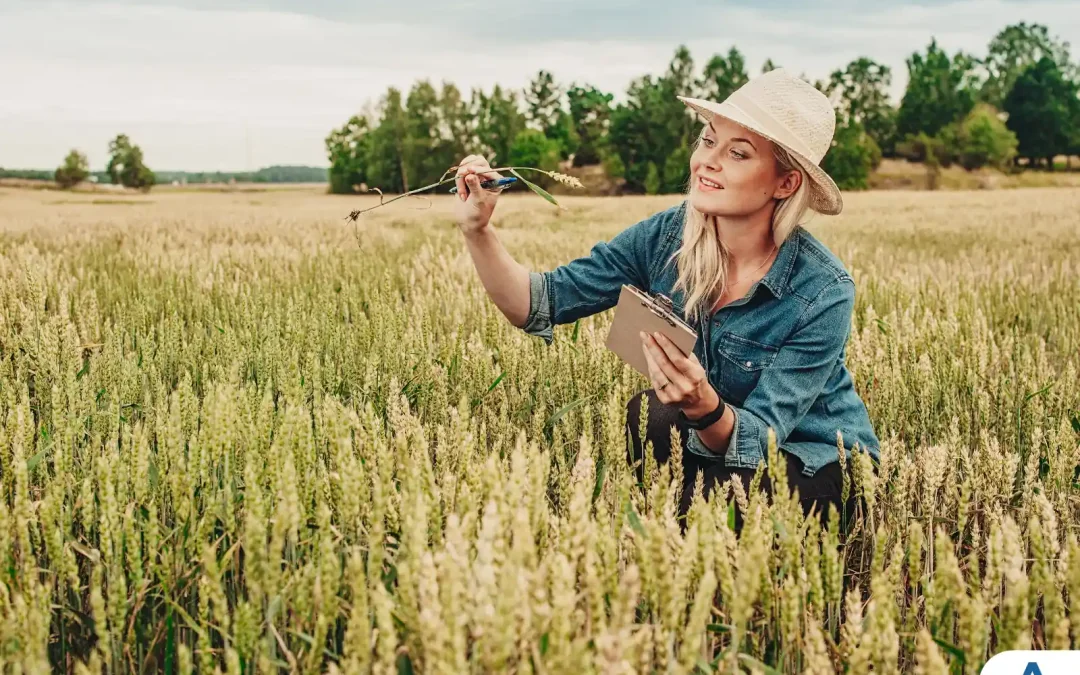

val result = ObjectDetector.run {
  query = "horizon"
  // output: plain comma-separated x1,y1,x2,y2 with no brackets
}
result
1,163,331,175
3,0,1079,172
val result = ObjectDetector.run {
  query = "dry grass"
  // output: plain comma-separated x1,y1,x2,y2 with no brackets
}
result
1,186,1078,673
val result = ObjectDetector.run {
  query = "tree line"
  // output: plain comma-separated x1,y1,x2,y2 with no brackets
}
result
27,145,331,190
153,166,328,185
47,135,156,190
325,22,1080,195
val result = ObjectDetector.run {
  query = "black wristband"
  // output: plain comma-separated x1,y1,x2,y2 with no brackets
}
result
678,397,726,430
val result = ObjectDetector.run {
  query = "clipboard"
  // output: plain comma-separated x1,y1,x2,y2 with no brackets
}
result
605,284,698,377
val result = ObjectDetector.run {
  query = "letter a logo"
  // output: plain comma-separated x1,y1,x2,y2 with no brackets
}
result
979,652,1076,675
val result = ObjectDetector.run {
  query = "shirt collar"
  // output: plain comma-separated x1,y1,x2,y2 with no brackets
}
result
668,205,800,302
756,226,800,299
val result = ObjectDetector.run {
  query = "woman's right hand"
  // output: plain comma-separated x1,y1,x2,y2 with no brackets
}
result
453,155,503,235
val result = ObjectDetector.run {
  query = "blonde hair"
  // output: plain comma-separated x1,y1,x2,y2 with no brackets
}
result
669,130,811,325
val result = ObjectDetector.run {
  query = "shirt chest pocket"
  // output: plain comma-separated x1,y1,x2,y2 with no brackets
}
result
715,332,779,404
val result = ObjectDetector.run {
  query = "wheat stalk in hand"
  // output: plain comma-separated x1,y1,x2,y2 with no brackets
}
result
343,165,584,223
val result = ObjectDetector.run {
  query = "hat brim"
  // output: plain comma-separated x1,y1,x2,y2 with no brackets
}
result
677,95,844,216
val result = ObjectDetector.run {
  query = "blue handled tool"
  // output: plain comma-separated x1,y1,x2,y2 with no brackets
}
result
449,176,517,194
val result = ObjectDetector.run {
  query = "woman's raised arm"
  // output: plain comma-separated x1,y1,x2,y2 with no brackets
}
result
452,154,533,328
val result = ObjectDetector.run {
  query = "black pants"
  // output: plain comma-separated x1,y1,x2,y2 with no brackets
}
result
624,388,856,528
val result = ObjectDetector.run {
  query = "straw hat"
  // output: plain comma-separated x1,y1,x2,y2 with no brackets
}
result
677,68,843,215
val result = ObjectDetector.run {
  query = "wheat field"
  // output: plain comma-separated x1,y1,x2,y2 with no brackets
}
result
1,185,1078,674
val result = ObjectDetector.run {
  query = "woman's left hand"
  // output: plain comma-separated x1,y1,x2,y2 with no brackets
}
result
640,331,720,418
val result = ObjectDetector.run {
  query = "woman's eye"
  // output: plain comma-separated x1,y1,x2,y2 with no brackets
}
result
730,149,747,160
703,138,715,148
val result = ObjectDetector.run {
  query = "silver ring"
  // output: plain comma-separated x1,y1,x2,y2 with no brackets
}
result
658,381,669,391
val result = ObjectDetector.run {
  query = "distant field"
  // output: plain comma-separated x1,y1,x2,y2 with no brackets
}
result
154,181,329,193
8,159,1080,198
0,178,327,193
870,158,1080,190
1,187,1078,673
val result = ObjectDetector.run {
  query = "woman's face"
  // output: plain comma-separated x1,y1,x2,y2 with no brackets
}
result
688,116,800,218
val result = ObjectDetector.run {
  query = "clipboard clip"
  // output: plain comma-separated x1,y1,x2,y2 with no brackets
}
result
639,291,681,328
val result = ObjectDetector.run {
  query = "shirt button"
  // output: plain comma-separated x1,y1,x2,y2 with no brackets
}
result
746,360,753,367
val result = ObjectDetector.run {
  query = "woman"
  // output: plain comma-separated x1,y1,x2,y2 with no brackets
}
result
452,68,879,523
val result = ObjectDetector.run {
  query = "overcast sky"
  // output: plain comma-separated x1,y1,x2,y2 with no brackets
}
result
2,0,1078,171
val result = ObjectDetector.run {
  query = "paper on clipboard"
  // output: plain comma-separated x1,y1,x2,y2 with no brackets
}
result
605,285,698,377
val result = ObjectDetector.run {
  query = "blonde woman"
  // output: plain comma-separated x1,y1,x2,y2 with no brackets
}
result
453,69,879,524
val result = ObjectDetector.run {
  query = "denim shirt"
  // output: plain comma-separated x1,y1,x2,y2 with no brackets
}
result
520,201,880,476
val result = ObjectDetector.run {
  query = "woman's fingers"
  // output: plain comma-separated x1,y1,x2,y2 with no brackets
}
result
455,156,501,200
465,174,497,210
455,156,482,200
473,160,502,182
461,156,501,179
651,332,699,376
455,167,471,201
465,173,483,201
455,155,480,173
642,332,682,377
642,332,691,397
641,341,665,394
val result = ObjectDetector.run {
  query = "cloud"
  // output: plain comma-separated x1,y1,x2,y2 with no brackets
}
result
1,0,1077,170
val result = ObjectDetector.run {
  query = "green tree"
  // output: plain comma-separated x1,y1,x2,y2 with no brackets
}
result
644,161,661,195
248,166,327,183
609,76,664,191
55,149,89,189
508,129,560,188
897,39,980,140
524,70,561,136
663,146,691,193
525,70,578,159
404,80,444,187
438,82,473,166
761,58,780,74
366,88,409,192
981,22,1075,108
566,85,613,166
922,134,943,190
699,47,749,102
547,109,580,161
106,134,155,190
609,46,698,192
602,150,625,182
896,131,949,165
106,134,132,184
1004,57,1080,169
474,85,526,170
894,132,947,188
663,45,698,144
325,114,372,194
821,122,880,190
951,103,1018,170
825,57,898,156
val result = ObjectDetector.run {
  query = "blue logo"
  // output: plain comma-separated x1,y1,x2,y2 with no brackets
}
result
980,651,1079,674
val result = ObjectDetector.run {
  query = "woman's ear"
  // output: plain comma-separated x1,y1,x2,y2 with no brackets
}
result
774,170,802,200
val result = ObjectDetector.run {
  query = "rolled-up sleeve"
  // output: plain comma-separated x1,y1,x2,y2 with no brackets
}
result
519,208,669,343
689,277,856,469
522,271,554,344
686,410,740,458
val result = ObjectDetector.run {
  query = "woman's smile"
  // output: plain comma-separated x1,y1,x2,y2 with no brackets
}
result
697,175,723,191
